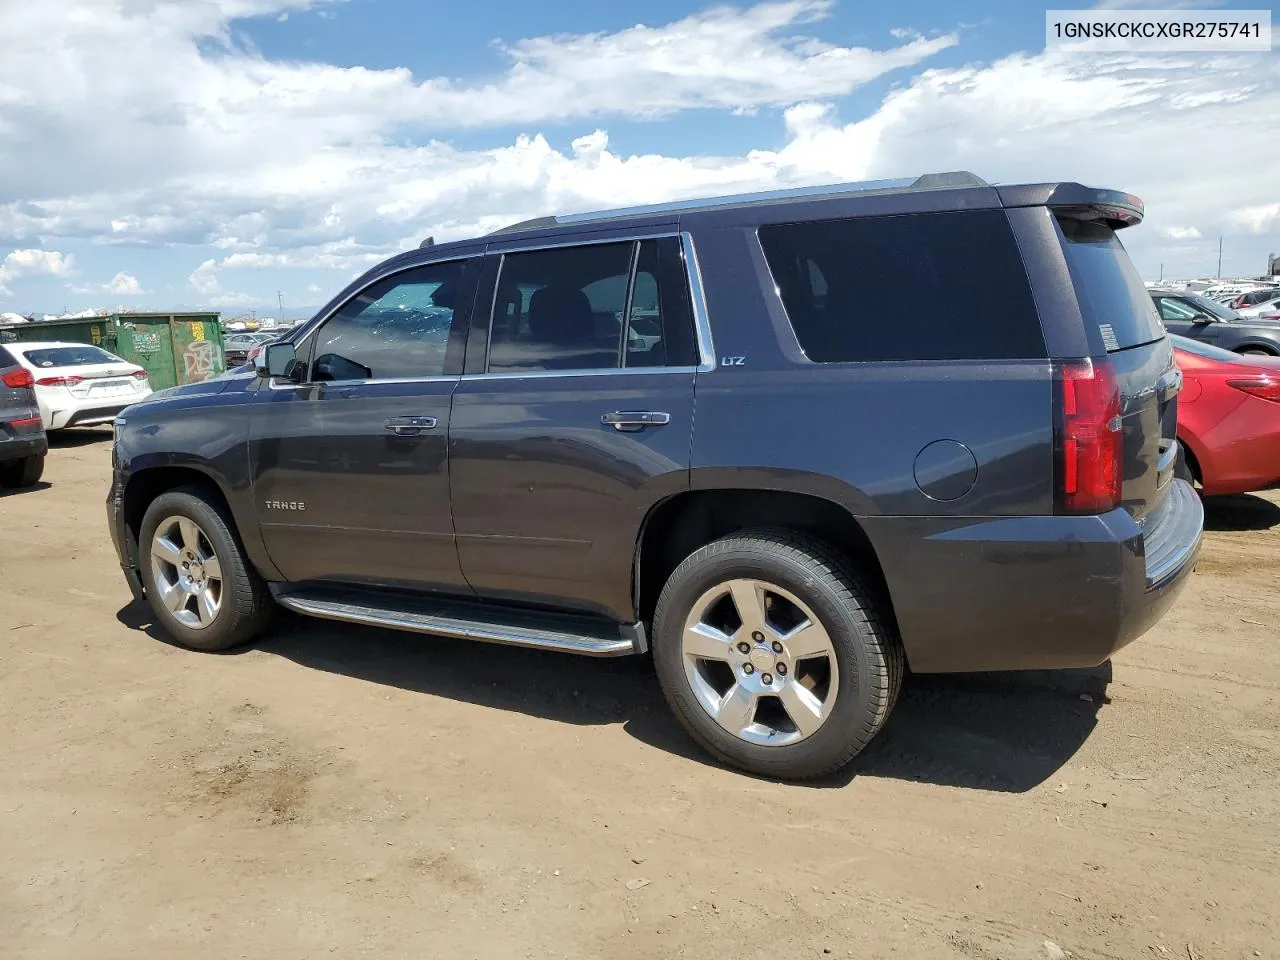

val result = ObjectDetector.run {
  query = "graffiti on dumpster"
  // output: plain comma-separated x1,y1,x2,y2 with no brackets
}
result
182,338,220,381
132,332,162,357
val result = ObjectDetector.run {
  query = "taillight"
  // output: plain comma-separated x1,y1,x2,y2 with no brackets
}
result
1,368,34,388
131,370,149,380
1227,377,1280,403
1055,358,1122,514
247,345,264,362
36,375,84,387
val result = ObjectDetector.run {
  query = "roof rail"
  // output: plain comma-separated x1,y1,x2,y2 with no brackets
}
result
485,171,989,236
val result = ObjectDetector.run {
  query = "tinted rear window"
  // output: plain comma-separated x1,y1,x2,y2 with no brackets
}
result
22,346,120,367
758,210,1046,362
1057,218,1165,352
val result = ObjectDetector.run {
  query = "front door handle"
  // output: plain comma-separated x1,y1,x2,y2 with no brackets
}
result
385,416,437,436
601,411,671,432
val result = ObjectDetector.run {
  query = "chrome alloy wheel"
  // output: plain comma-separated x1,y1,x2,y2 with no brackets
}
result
150,516,223,629
680,578,840,746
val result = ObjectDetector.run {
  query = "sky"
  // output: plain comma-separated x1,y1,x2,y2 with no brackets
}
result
0,0,1276,317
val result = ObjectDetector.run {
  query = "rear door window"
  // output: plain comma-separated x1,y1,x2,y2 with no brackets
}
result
1057,218,1165,352
486,237,697,373
758,210,1046,362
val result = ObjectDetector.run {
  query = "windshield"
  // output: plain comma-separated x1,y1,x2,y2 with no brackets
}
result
22,345,122,367
1184,293,1242,321
1057,218,1165,352
1169,334,1251,363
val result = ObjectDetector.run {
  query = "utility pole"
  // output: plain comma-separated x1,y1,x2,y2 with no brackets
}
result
278,291,284,317
1217,236,1223,278
1159,263,1164,282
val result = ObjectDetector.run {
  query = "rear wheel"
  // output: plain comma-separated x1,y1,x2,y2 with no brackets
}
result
1238,348,1274,356
138,487,273,651
0,454,44,488
652,528,903,781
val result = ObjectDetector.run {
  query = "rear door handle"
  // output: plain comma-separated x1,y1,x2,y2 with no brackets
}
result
601,411,670,432
385,416,437,436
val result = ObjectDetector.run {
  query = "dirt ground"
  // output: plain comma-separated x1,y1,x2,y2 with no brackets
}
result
1,429,1277,960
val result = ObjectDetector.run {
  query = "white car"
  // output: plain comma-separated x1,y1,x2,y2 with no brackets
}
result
9,341,152,430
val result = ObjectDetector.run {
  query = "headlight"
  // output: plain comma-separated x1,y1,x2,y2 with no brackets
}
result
112,416,126,445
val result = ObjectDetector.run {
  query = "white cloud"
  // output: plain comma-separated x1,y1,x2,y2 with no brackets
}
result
188,257,256,306
0,0,1276,293
188,260,222,296
209,290,259,307
1233,203,1280,234
1163,226,1202,240
0,249,74,295
71,271,146,295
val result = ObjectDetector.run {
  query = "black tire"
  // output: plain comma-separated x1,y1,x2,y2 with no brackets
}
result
652,528,903,781
0,454,44,488
138,486,273,651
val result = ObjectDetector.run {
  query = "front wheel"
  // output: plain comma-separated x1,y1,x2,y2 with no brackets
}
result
1238,348,1274,357
652,529,903,781
138,487,273,651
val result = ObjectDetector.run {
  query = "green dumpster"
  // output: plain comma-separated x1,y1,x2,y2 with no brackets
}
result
0,316,118,352
109,313,226,390
0,312,226,391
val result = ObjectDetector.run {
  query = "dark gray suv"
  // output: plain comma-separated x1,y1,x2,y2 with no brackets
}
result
1,344,47,489
107,172,1203,779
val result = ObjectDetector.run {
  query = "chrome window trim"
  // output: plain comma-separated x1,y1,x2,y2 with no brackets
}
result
680,232,716,371
460,365,699,382
476,230,715,378
266,373,460,391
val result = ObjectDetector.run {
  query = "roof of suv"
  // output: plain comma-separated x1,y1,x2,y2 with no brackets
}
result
475,171,1144,243
329,171,1144,302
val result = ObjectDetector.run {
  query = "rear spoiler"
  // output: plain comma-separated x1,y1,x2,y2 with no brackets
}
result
997,183,1144,229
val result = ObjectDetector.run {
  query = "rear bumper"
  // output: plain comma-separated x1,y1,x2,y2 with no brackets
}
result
862,478,1203,673
0,434,48,462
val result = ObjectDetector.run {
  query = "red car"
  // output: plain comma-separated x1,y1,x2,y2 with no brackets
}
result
1173,334,1280,495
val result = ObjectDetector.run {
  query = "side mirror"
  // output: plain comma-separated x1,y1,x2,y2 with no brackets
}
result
1192,314,1214,324
258,342,302,380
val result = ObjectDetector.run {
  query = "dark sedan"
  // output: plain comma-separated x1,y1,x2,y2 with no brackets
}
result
1149,289,1280,357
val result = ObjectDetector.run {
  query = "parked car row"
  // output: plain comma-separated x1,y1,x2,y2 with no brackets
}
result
1149,289,1280,356
223,331,277,367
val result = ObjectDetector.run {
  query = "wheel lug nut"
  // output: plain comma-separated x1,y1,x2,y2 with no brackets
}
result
743,663,755,675
762,673,773,685
771,640,783,653
752,631,764,643
737,642,750,654
776,663,787,675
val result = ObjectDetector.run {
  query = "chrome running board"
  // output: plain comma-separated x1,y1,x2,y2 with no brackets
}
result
273,588,644,658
